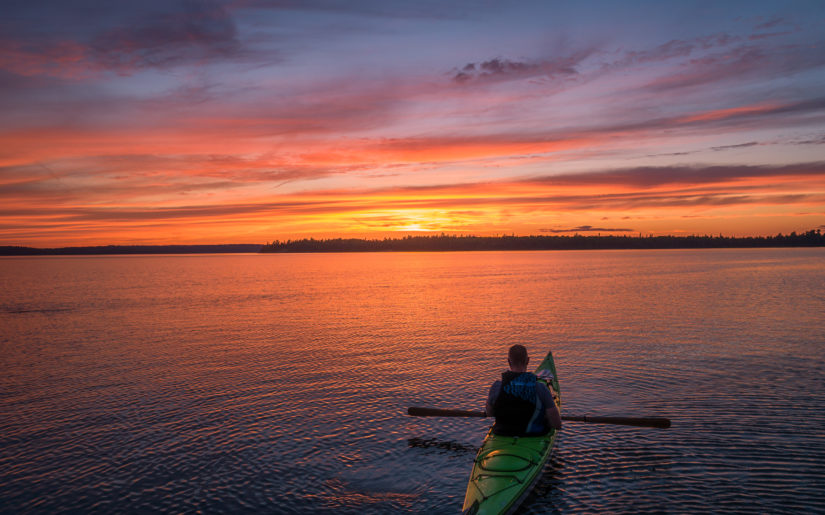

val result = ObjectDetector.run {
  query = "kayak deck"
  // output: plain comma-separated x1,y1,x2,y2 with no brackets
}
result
462,351,560,515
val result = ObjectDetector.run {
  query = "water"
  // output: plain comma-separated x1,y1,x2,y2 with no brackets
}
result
1,249,823,513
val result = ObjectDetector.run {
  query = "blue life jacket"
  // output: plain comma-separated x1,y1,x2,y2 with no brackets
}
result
492,371,547,436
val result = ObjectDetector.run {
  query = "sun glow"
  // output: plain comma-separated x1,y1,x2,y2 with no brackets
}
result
348,209,470,234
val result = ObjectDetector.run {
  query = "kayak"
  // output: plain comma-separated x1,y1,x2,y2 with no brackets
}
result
461,351,561,515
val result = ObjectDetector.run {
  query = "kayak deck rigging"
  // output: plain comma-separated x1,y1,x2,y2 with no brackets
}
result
468,437,550,498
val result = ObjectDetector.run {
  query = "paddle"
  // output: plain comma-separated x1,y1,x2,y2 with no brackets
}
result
407,406,671,429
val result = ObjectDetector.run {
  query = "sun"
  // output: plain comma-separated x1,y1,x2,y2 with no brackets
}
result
395,223,433,232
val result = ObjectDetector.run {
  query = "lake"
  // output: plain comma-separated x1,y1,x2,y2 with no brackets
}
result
1,249,823,513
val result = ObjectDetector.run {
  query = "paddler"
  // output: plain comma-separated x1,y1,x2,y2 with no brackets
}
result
486,344,562,435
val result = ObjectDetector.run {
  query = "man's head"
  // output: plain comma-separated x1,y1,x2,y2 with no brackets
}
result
507,344,529,371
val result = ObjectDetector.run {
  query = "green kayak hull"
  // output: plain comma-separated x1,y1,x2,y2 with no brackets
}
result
461,351,561,515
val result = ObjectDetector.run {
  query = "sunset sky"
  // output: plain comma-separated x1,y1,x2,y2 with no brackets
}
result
2,0,825,246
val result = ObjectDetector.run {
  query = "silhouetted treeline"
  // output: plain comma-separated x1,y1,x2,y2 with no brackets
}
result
0,244,262,256
4,231,823,256
260,230,825,253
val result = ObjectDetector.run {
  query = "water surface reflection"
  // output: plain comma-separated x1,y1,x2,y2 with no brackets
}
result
1,249,823,513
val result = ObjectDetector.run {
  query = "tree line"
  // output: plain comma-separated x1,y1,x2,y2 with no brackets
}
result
4,230,822,255
0,244,262,255
260,229,825,253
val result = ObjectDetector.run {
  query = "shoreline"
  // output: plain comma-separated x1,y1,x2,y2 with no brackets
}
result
3,231,824,255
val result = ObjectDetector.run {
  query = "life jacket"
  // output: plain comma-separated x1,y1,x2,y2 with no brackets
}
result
492,371,545,436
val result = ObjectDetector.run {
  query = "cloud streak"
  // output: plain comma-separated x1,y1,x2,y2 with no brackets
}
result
3,162,823,245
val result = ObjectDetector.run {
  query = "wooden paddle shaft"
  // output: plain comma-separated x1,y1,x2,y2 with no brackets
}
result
406,406,671,428
408,407,486,417
562,414,671,429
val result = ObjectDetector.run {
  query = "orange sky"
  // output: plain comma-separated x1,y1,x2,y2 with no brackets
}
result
1,2,824,246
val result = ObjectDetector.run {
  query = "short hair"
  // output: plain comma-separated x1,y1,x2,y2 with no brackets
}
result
508,344,528,366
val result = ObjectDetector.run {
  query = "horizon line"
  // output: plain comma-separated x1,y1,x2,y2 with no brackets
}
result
3,229,823,253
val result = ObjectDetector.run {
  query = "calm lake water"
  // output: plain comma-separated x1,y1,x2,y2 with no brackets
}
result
1,249,824,513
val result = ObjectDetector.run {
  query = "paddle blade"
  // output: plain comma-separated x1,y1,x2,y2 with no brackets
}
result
407,407,487,418
563,415,671,428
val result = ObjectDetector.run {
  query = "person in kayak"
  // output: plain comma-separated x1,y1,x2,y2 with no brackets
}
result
486,344,562,436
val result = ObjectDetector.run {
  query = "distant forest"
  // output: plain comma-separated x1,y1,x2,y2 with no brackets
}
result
0,244,262,256
3,230,824,255
261,230,825,253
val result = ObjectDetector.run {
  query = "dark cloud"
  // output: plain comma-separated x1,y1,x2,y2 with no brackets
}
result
793,134,825,145
540,225,633,233
649,135,813,157
479,58,538,75
453,58,541,83
711,142,759,151
648,141,762,158
647,151,696,157
452,49,594,84
453,33,742,88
